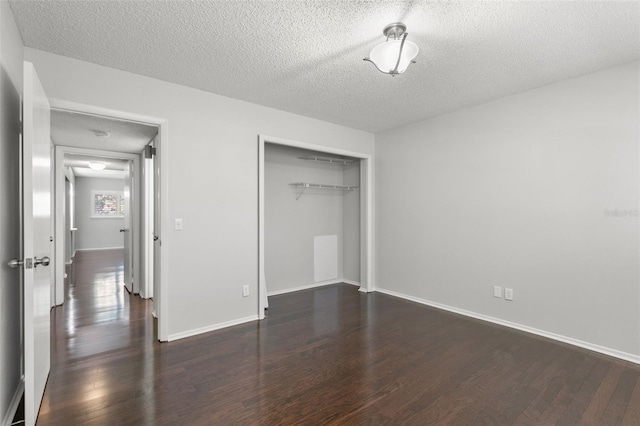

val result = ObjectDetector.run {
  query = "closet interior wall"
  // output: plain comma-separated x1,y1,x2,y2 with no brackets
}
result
264,144,360,295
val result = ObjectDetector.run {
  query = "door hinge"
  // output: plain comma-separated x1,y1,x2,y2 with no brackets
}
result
144,145,156,159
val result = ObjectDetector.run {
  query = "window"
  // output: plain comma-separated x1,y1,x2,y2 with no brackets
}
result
91,190,125,218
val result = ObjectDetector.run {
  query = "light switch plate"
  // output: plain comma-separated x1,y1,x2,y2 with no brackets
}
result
174,218,183,231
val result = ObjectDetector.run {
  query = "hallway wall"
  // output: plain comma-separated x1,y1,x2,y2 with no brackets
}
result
74,176,125,250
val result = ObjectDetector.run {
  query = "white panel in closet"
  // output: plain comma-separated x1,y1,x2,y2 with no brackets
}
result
314,235,338,282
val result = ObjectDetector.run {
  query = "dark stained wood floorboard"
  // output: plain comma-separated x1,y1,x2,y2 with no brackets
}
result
37,250,640,425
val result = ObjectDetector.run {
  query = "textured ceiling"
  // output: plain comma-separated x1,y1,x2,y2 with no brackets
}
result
51,109,158,154
10,1,640,133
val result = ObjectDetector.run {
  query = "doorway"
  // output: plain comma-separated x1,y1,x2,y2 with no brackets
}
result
60,153,134,294
258,135,374,319
50,100,169,341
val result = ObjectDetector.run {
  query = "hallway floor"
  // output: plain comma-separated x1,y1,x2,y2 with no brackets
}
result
38,250,640,424
39,249,156,424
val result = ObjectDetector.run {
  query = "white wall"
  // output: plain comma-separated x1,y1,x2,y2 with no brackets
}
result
264,145,360,293
74,176,125,250
25,48,375,338
0,1,23,423
376,61,640,358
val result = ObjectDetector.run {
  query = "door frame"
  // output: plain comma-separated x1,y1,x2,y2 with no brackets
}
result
258,134,375,319
55,146,140,293
51,99,169,341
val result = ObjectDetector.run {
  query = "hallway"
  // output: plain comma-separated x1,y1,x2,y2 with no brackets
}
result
39,249,156,424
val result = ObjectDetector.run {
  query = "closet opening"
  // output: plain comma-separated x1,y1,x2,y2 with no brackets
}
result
258,135,374,318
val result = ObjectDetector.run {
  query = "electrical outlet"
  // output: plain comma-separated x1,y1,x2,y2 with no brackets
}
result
505,288,514,301
242,285,250,297
493,286,502,298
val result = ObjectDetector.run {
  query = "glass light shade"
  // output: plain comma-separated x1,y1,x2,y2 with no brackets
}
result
89,162,106,170
368,39,419,74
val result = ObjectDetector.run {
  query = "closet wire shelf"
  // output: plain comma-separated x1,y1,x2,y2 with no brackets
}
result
297,155,357,166
289,182,359,200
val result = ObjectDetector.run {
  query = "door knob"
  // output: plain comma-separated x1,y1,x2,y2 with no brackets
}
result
34,256,50,267
7,259,23,269
119,229,126,232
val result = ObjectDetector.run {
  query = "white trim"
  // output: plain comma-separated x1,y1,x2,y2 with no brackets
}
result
50,98,170,342
50,99,164,126
258,134,375,321
266,279,358,297
168,315,259,342
2,378,24,426
75,247,124,252
375,287,640,365
258,138,266,318
55,145,139,305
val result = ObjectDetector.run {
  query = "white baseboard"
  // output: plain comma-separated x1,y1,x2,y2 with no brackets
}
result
375,287,640,365
343,279,371,293
2,377,24,426
267,279,358,297
168,315,259,342
76,247,124,252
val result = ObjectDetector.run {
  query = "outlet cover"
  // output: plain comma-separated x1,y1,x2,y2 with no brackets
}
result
505,288,513,301
493,286,502,298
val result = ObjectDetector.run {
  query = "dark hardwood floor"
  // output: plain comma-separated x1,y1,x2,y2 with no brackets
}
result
38,250,640,425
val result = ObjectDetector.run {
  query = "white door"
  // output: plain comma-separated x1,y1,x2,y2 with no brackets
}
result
153,138,162,336
1,63,23,426
122,160,133,293
23,62,51,426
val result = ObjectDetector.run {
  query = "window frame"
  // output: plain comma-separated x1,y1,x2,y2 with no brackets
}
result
90,190,125,219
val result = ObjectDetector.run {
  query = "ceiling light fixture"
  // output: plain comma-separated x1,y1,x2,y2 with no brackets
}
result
364,22,419,76
88,162,106,171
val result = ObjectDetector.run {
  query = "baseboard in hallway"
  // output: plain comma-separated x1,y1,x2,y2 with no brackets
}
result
75,247,124,252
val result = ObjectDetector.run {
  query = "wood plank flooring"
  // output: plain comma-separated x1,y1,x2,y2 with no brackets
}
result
38,250,640,425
